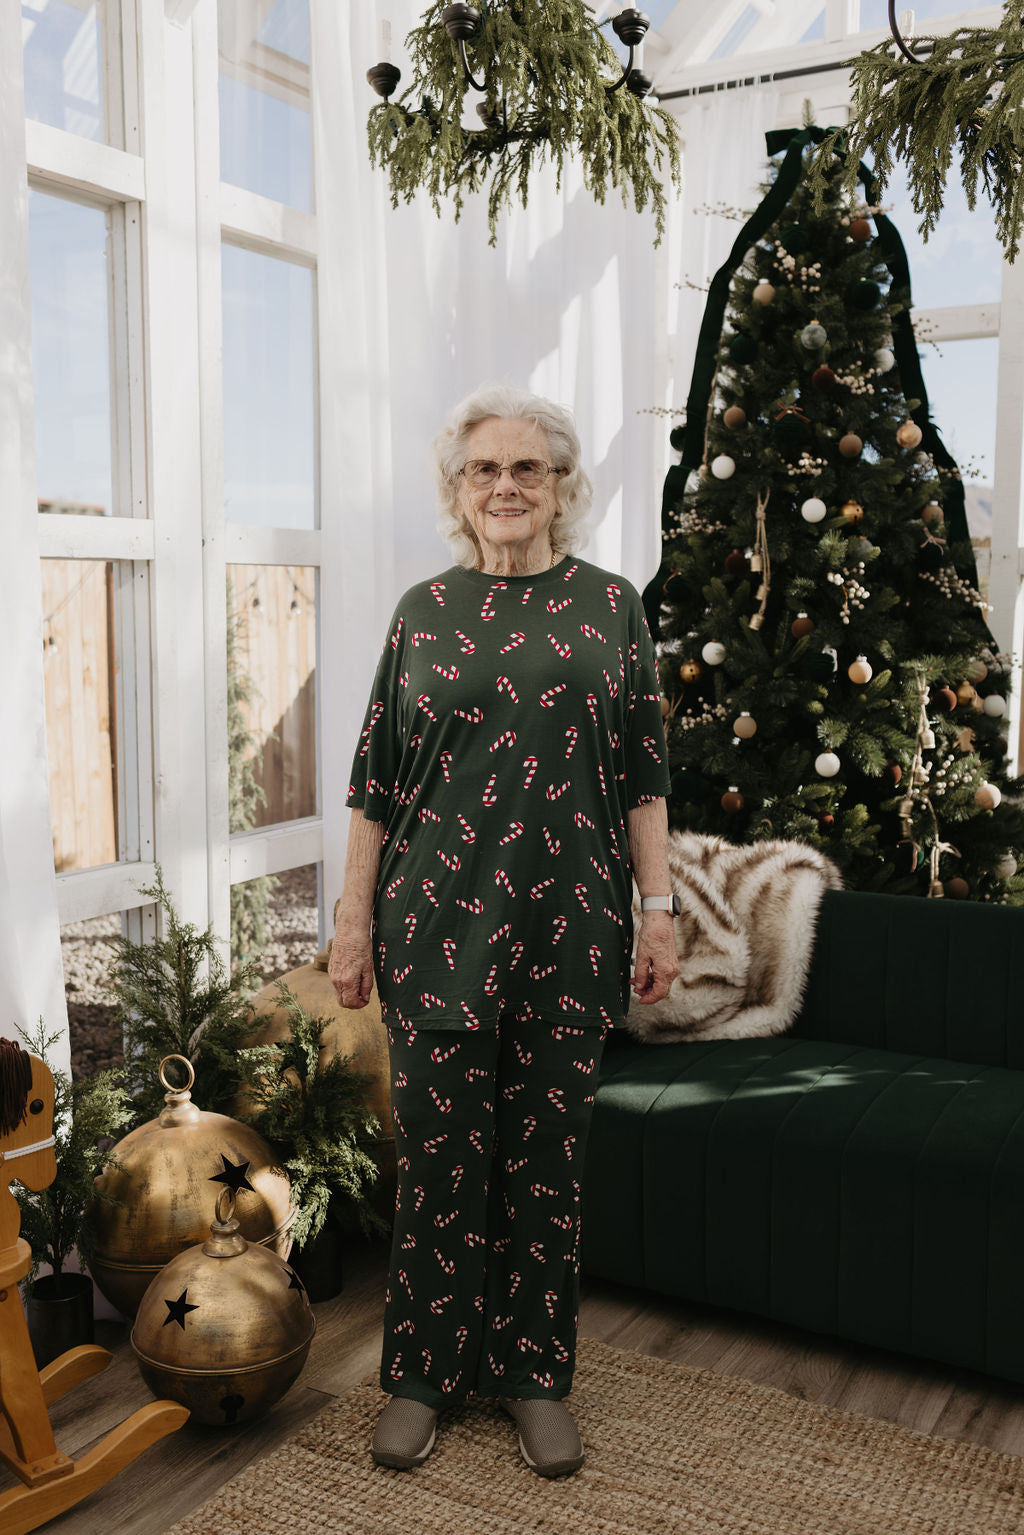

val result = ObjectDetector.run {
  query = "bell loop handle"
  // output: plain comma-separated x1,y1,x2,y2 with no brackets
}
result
159,1054,196,1096
215,1187,236,1226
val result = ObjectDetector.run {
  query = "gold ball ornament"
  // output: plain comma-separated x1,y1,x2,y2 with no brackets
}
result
752,282,776,305
841,500,864,522
897,419,924,448
848,655,873,684
975,782,1003,810
131,1189,315,1426
921,502,943,525
791,612,816,638
679,659,702,683
966,660,989,684
956,682,977,707
733,712,758,739
721,787,745,814
838,433,863,458
723,405,747,429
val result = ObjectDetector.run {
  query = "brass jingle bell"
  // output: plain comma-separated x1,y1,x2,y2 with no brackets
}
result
90,1055,295,1318
131,1189,316,1427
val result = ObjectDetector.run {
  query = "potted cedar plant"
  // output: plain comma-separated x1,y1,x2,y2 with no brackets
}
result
15,1021,133,1367
236,984,391,1301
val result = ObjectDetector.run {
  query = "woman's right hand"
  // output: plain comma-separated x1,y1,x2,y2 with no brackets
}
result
328,919,374,1009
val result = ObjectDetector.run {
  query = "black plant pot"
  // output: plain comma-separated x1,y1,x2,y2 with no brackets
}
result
289,1213,345,1303
27,1272,94,1367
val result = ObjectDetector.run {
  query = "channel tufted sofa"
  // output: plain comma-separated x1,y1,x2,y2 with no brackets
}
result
582,887,1024,1386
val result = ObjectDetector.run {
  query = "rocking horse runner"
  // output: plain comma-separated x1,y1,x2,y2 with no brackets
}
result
0,1037,187,1535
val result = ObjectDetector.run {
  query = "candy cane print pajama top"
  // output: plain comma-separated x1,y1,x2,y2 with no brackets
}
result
346,557,672,1029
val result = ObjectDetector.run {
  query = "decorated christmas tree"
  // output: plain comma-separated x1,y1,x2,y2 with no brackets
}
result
649,125,1024,902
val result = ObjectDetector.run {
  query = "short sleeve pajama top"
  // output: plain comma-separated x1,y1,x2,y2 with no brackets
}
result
346,557,672,1031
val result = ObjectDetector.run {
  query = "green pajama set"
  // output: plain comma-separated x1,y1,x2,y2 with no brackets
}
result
346,556,671,1407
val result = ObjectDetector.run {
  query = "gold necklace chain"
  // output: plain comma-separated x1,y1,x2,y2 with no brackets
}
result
477,547,557,573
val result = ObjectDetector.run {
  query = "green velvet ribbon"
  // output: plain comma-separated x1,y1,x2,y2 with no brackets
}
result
643,124,987,643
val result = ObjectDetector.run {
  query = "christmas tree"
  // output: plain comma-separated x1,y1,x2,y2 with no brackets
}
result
649,124,1024,902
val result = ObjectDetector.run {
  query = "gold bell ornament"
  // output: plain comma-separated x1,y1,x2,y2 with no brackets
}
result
90,1056,295,1318
131,1189,315,1426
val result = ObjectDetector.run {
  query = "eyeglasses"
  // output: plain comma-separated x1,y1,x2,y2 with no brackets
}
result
459,459,567,489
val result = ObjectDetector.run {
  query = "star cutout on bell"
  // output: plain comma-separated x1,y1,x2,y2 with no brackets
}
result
163,1288,199,1330
287,1267,306,1293
208,1154,256,1194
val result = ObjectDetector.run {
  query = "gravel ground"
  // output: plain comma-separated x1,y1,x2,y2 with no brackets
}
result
64,864,323,1081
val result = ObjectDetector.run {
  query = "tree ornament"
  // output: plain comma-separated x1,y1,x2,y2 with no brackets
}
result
956,725,977,752
944,877,970,899
995,852,1018,879
679,659,702,683
838,433,863,458
801,496,827,523
847,279,881,309
975,782,1002,809
701,640,726,665
660,695,671,718
721,786,744,813
983,693,1007,718
848,655,873,684
723,404,746,429
729,334,758,364
733,712,757,739
874,347,895,373
711,453,736,479
811,364,836,391
966,659,989,683
819,812,835,827
896,419,923,448
724,548,748,575
662,572,686,601
841,499,864,521
815,751,841,777
956,682,977,707
887,762,903,785
791,612,815,637
935,686,957,712
752,281,776,304
669,425,686,452
800,320,827,350
849,217,872,241
921,501,942,524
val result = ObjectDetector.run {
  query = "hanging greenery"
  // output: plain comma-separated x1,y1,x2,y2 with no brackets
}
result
366,0,681,247
808,3,1024,260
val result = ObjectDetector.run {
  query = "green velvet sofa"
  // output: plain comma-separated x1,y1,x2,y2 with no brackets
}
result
582,887,1024,1385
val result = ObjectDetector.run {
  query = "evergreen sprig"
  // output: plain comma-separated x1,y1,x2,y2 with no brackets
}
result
109,866,261,1124
236,985,391,1248
808,3,1024,260
14,1020,133,1280
367,0,681,246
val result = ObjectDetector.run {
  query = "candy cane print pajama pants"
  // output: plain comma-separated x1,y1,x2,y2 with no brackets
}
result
379,1011,610,1409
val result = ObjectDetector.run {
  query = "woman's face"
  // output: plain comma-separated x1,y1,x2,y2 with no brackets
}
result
456,417,562,566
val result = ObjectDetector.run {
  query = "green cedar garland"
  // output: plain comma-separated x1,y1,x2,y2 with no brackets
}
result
367,0,681,247
808,3,1024,261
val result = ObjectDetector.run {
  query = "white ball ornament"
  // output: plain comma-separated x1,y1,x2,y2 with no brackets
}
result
800,321,828,350
874,347,895,372
975,782,1002,810
996,852,1018,879
983,694,1007,718
815,752,841,778
848,655,873,685
711,454,736,480
702,641,726,665
801,497,827,524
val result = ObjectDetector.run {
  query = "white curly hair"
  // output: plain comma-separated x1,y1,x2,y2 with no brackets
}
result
433,384,593,568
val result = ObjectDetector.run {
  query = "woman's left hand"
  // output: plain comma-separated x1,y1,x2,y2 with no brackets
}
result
631,912,680,1005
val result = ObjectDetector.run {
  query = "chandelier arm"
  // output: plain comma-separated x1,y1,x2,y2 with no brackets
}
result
888,0,921,65
457,35,488,93
606,44,636,94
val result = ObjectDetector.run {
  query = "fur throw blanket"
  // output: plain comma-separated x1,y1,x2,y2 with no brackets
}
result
623,831,843,1045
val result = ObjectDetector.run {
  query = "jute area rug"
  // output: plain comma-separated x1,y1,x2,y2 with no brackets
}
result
166,1336,1024,1535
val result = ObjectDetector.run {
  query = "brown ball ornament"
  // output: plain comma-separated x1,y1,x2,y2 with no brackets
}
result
723,404,747,429
887,762,903,786
733,712,757,739
660,695,671,718
849,217,871,242
752,282,776,305
811,365,836,391
921,501,943,524
679,659,702,683
897,419,923,448
818,812,835,828
944,877,970,899
724,548,749,576
841,500,864,522
935,686,957,712
791,612,815,638
838,433,863,458
721,787,744,814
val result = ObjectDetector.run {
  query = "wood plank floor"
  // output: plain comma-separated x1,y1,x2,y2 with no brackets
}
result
6,1234,1024,1533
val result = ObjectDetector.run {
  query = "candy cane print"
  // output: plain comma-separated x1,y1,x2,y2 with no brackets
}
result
642,734,663,761
429,581,446,605
530,1369,556,1389
419,991,446,1009
603,668,619,698
434,1209,459,1228
357,701,385,756
548,634,572,659
439,750,453,782
522,1115,538,1142
504,1191,516,1221
488,1354,507,1376
580,622,606,643
540,683,567,708
464,1232,486,1247
455,1325,469,1355
429,1085,454,1116
562,562,579,581
494,1235,512,1253
607,582,621,610
454,629,476,655
492,1314,513,1332
550,1212,572,1232
494,868,516,897
529,961,557,980
404,914,417,943
482,773,498,805
451,1163,465,1191
509,940,525,971
399,1268,414,1299
551,916,568,945
442,939,457,970
489,729,516,752
608,824,620,857
517,1336,543,1355
546,780,570,800
457,813,476,843
499,632,525,654
395,1318,415,1334
531,1183,558,1198
400,1233,417,1250
392,964,412,984
454,705,484,723
437,848,461,871
461,1003,482,1030
395,837,410,853
553,1025,586,1040
435,1249,455,1275
590,856,611,881
418,806,440,823
530,878,555,899
469,1128,486,1153
385,876,405,899
411,632,437,647
416,694,438,721
394,1069,408,1087
514,1039,534,1066
390,617,403,650
564,726,578,758
546,595,572,613
366,777,389,797
431,1043,458,1067
480,587,505,621
429,1296,452,1314
466,1067,488,1085
552,1337,571,1363
529,1242,546,1263
444,1371,464,1393
499,821,524,846
585,693,599,726
399,672,410,689
522,757,538,788
509,1271,523,1298
543,827,561,855
456,896,484,914
574,883,590,912
389,1355,405,1381
484,965,499,994
563,1135,575,1160
521,586,533,605
574,811,595,831
506,1154,528,1173
516,1000,534,1021
496,674,519,702
604,906,624,925
397,781,422,805
574,1056,596,1075
432,661,460,681
558,995,586,1013
502,1081,526,1101
488,922,512,944
589,944,602,975
422,878,439,908
608,728,621,750
414,1186,428,1211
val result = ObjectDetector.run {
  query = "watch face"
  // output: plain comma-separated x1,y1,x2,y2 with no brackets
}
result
671,894,681,916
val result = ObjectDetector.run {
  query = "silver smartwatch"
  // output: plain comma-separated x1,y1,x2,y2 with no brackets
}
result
640,894,681,915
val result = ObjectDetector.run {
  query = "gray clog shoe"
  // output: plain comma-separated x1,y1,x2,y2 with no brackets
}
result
371,1396,439,1468
498,1396,584,1477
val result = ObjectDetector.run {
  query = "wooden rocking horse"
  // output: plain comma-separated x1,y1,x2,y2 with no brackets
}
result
0,1038,188,1534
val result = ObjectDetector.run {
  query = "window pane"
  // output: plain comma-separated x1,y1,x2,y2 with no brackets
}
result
885,162,1002,310
42,559,120,871
917,336,997,605
859,0,995,29
232,862,322,981
227,565,318,829
22,0,110,144
61,910,122,1077
222,244,316,528
30,190,114,515
218,0,311,212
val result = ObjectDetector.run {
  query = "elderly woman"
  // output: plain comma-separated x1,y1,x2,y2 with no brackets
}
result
330,384,678,1478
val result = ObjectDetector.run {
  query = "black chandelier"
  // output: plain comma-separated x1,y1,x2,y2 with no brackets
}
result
367,4,654,106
